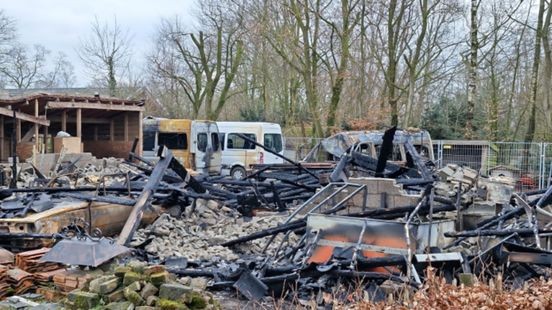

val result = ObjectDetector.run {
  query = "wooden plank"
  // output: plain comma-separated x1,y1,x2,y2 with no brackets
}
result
46,101,143,112
76,108,81,137
117,146,173,246
0,106,49,126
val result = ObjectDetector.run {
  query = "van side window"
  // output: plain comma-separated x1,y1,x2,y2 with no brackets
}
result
264,134,283,153
211,133,219,151
227,133,256,150
143,131,156,151
219,133,225,150
197,133,208,152
158,133,187,150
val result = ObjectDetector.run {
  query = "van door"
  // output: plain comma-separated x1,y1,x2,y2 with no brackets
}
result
225,132,257,179
262,132,284,164
191,121,221,175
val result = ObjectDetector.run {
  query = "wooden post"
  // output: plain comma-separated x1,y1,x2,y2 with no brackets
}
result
0,116,4,160
124,113,129,142
76,108,82,138
34,99,39,151
94,125,98,141
16,118,21,143
43,125,48,153
110,118,115,141
61,110,67,132
138,111,143,156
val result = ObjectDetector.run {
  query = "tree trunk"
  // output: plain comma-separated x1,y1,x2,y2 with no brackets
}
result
464,0,478,139
404,0,429,127
541,2,552,134
524,0,545,142
107,56,117,96
326,0,353,135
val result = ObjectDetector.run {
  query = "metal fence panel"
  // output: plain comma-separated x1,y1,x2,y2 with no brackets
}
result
284,137,323,161
285,137,552,192
433,140,545,192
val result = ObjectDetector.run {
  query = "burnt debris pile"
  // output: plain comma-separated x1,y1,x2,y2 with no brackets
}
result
0,128,550,307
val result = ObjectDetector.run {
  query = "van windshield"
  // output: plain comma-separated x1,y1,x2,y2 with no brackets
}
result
158,133,187,150
264,133,283,153
227,133,256,149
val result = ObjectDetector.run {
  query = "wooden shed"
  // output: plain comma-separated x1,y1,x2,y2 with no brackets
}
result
0,93,144,161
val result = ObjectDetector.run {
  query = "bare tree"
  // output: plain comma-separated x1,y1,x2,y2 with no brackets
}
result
323,0,361,135
0,10,15,58
150,2,244,120
0,44,48,89
78,17,132,96
35,52,76,88
464,0,479,138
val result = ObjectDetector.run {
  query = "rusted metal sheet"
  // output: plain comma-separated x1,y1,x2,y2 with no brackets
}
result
415,219,456,249
0,200,161,249
305,214,415,272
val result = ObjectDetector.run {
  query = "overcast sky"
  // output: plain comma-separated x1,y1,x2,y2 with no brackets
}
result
2,0,197,87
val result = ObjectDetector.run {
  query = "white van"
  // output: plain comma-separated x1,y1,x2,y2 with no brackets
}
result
216,122,284,179
143,117,222,175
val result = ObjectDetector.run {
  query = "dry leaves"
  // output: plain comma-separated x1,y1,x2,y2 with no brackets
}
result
347,269,552,310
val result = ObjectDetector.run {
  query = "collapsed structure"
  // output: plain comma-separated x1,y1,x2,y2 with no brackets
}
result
0,105,549,308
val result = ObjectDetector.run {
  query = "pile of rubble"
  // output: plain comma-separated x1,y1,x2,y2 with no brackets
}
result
63,262,220,309
0,128,551,308
131,200,299,261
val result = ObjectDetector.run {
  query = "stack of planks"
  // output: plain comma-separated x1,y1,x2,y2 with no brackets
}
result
0,248,66,298
6,268,34,295
0,265,10,298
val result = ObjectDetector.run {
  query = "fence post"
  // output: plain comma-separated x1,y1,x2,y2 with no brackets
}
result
540,142,546,189
436,140,443,168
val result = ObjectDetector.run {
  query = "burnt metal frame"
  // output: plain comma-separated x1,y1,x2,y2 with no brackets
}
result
284,182,368,224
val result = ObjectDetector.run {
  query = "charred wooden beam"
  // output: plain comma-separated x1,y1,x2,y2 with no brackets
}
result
117,145,173,246
375,126,396,177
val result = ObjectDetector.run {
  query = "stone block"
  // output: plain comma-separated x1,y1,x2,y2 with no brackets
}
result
140,283,159,300
123,271,142,286
149,271,170,286
159,283,192,301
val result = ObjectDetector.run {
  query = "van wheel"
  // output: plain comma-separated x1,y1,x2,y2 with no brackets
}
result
230,166,246,180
